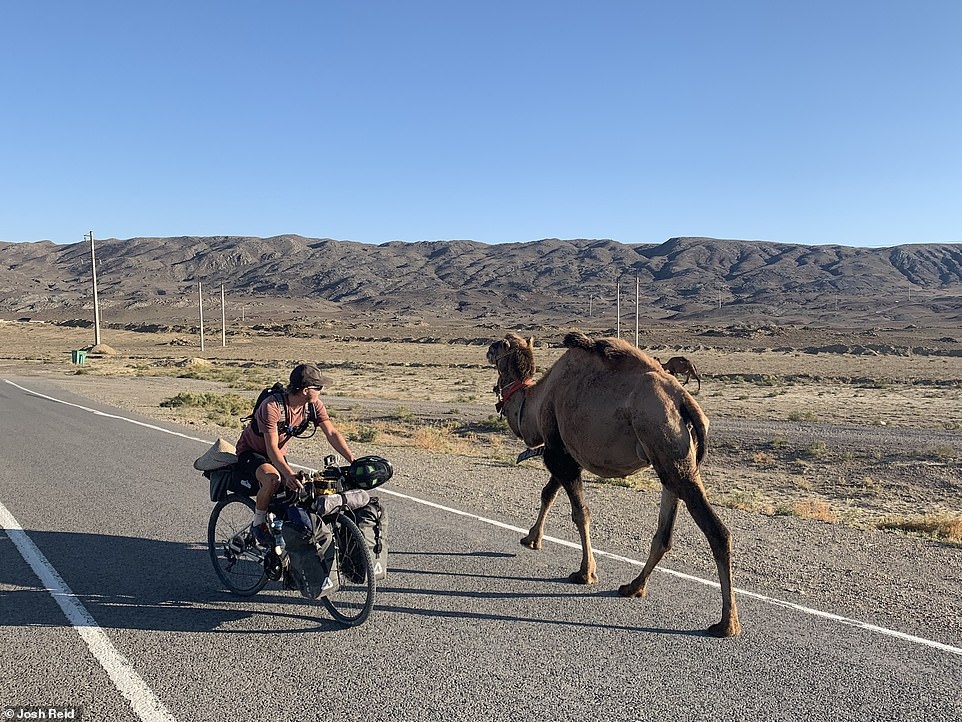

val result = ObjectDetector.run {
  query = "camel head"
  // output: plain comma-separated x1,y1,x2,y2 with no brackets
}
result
487,332,536,384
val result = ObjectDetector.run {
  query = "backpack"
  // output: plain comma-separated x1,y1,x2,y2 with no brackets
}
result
242,382,318,442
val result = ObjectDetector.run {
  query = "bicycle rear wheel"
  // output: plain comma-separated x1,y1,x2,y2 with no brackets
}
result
322,513,376,626
208,494,268,596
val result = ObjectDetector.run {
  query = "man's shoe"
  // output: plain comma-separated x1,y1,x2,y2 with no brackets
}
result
251,522,273,548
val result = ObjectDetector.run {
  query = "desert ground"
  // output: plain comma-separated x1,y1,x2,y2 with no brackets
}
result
1,318,960,542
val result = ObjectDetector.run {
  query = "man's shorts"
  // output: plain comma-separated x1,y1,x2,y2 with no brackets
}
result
236,451,272,485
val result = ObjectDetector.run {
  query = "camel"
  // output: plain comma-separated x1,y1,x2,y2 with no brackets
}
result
487,331,740,637
659,355,701,393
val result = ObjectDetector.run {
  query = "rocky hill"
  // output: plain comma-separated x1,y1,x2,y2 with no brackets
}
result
2,235,961,328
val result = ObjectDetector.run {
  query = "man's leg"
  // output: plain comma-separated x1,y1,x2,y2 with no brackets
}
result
251,463,281,546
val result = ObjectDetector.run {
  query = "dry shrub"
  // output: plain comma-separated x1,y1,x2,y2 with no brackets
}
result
347,422,379,443
411,426,451,452
804,440,829,459
711,489,774,515
776,498,838,522
593,471,660,492
922,444,957,461
877,513,962,543
859,476,880,491
410,425,480,456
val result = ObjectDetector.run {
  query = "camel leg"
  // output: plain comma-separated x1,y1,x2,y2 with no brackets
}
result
540,445,596,584
619,486,680,598
680,486,741,638
521,477,562,551
561,474,597,584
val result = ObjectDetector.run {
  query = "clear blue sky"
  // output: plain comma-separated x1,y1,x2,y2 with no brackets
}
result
2,1,959,248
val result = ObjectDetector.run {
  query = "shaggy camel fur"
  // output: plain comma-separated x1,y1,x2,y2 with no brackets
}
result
488,331,740,637
659,355,701,393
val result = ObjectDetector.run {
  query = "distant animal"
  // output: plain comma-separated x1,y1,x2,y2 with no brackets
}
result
487,331,740,637
658,355,701,393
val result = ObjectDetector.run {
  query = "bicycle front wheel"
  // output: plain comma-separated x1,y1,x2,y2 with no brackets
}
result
322,513,376,626
208,494,268,596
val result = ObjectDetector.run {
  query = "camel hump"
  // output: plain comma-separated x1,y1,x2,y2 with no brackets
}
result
563,331,647,364
563,331,594,351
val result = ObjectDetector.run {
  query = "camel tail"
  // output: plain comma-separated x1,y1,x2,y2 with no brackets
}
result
680,395,709,466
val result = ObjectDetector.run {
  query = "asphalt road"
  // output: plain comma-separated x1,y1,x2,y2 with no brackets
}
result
1,377,959,722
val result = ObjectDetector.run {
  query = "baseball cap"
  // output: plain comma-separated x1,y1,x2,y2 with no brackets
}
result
290,363,333,389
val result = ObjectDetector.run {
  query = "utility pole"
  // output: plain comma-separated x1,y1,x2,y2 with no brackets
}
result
85,231,101,346
588,294,593,318
198,282,205,352
220,284,226,347
634,275,639,347
616,279,621,338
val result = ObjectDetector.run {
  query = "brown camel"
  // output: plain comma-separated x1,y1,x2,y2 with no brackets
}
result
487,331,740,637
660,355,701,393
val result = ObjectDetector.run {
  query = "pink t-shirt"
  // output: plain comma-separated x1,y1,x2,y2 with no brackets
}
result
236,395,328,456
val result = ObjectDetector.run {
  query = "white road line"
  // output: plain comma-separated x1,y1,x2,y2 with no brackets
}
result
5,377,962,658
1,378,210,443
0,501,177,722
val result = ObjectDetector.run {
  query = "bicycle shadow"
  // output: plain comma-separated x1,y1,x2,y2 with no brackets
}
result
0,529,345,634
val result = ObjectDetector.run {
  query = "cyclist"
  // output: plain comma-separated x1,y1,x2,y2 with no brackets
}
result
235,363,356,546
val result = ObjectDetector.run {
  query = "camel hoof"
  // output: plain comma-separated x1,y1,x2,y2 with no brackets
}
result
707,619,742,638
520,536,541,551
568,570,598,585
618,583,646,598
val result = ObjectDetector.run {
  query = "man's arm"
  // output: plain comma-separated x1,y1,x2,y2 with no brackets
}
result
263,425,302,489
319,418,355,463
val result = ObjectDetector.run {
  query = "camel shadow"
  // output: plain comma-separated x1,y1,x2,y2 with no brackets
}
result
391,549,516,558
384,551,710,637
373,596,707,637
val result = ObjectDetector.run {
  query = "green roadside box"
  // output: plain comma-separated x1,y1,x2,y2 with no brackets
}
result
71,349,87,365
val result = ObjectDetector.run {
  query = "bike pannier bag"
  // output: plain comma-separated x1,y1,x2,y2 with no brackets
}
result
229,472,259,497
281,518,339,599
354,497,387,580
204,467,233,502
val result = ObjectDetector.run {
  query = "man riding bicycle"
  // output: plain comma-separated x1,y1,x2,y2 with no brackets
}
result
235,363,356,547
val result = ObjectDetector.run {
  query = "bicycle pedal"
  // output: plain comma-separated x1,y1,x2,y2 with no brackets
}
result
227,535,247,555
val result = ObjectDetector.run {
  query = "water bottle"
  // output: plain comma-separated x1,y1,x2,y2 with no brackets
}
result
271,517,286,557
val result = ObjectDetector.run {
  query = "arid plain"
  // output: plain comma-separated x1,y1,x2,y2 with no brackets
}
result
2,316,959,543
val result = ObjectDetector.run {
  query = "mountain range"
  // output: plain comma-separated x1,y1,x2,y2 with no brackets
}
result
2,235,961,327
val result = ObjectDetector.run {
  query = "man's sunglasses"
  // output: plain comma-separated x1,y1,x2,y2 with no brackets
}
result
303,385,323,391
